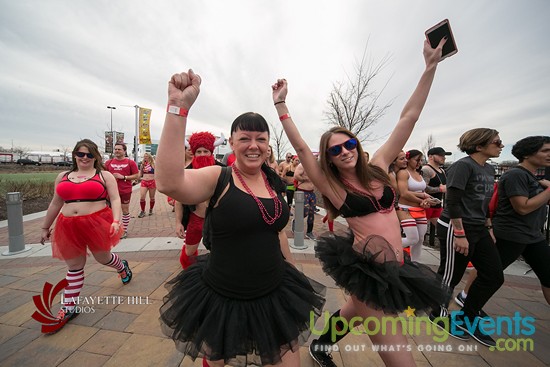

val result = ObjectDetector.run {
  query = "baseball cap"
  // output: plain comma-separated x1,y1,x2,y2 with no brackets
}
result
428,147,452,156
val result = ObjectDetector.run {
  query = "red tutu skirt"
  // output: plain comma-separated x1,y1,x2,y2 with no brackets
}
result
52,206,123,260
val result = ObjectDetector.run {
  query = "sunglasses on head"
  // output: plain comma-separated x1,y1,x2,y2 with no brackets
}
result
327,138,358,156
75,152,94,159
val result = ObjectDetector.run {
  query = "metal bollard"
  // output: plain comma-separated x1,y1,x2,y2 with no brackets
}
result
2,192,31,256
290,191,307,249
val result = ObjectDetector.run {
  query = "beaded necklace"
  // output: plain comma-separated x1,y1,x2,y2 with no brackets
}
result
341,177,395,214
232,163,282,225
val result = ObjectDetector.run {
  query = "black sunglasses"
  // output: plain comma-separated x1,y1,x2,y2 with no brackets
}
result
327,138,358,156
490,139,503,146
75,152,94,159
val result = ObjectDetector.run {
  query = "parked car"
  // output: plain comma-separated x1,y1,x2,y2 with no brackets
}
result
53,161,72,167
16,158,41,166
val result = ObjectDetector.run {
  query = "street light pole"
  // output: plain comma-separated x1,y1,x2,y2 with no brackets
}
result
121,104,140,162
107,106,116,154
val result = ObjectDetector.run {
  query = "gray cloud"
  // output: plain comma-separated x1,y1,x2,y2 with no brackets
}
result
1,0,549,162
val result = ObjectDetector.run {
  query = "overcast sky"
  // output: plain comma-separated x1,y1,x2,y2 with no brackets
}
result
1,0,548,162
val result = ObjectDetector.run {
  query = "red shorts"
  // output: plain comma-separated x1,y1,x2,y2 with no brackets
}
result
119,192,132,204
140,179,156,189
52,206,123,260
185,212,205,246
425,207,443,219
399,206,426,219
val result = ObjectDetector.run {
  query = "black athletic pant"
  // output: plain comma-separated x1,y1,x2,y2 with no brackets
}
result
435,218,504,319
496,237,550,288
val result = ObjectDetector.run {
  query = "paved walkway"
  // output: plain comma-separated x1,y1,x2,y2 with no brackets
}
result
0,189,549,366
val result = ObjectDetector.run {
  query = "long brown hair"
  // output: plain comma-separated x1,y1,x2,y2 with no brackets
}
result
319,127,391,217
71,139,105,171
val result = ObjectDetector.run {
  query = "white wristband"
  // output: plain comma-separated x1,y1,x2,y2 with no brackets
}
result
167,105,189,117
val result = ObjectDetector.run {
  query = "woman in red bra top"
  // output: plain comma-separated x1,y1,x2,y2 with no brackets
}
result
40,139,132,334
275,37,452,367
138,152,156,218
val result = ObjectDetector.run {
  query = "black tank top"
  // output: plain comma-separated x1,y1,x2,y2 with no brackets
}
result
427,164,446,204
202,176,290,299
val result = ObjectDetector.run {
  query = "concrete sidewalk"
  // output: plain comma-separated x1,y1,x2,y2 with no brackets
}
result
1,190,549,366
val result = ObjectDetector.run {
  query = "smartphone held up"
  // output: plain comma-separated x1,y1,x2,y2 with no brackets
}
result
425,19,458,61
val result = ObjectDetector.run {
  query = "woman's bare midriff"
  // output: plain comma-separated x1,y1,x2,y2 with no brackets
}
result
346,210,403,262
142,173,155,181
61,201,108,217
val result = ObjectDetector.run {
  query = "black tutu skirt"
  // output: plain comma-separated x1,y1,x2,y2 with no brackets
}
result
159,255,326,366
315,233,451,314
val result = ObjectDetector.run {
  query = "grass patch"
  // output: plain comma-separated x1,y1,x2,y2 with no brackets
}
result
0,172,57,200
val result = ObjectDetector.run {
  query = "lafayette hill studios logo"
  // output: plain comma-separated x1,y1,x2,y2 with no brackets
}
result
31,279,69,334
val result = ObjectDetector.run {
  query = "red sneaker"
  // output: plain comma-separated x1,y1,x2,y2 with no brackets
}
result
179,245,198,269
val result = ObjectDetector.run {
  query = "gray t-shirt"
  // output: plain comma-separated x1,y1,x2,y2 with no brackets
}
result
441,156,495,225
493,167,546,243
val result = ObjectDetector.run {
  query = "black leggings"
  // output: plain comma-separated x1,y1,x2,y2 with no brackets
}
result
436,219,504,318
496,237,550,288
286,189,295,208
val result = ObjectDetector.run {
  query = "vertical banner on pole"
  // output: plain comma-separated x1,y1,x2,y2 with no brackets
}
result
105,131,114,154
115,132,125,144
139,107,152,144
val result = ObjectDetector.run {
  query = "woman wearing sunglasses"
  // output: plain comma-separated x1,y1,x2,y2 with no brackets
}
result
273,37,450,367
430,128,504,348
39,139,131,333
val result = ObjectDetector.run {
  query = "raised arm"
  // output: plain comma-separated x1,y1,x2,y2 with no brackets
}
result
272,80,341,203
371,38,446,170
156,70,220,204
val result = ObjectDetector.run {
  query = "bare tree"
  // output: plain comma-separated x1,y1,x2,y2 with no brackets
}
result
269,122,291,162
324,44,393,143
422,134,436,157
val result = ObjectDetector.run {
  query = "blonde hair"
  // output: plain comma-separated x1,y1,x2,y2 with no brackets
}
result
318,127,391,218
458,128,499,155
142,152,155,169
267,145,276,164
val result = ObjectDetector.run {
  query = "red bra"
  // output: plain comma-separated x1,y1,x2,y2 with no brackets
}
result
56,171,108,203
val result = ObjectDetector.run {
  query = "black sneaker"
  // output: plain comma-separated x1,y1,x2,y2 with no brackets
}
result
453,314,496,347
309,339,337,367
119,260,133,285
455,293,490,319
428,312,470,341
46,307,79,334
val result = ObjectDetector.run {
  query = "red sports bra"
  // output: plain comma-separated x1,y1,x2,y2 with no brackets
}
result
56,171,108,203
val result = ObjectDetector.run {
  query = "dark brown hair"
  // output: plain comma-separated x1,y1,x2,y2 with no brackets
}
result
71,139,105,171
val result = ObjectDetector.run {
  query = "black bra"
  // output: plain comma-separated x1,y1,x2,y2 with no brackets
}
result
339,185,396,218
